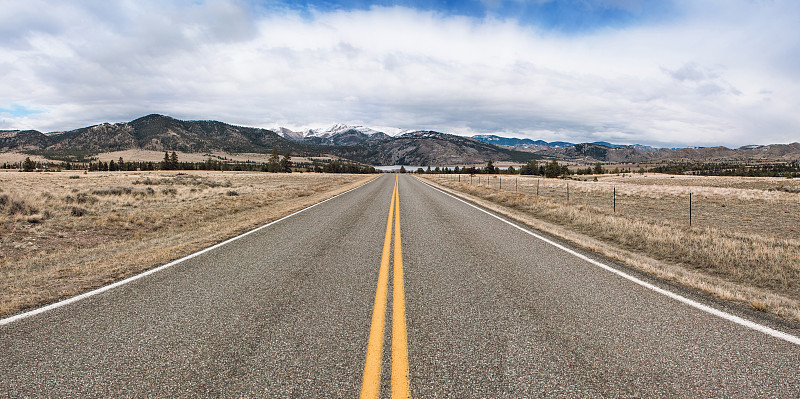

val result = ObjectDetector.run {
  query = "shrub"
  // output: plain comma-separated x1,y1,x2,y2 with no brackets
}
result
0,194,37,215
133,178,158,185
76,193,97,204
131,187,155,197
65,193,98,204
226,190,239,196
92,186,132,196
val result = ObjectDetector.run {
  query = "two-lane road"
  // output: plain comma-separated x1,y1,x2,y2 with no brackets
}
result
2,174,798,397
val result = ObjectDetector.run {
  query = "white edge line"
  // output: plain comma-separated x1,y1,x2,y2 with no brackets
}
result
0,176,380,326
418,177,800,346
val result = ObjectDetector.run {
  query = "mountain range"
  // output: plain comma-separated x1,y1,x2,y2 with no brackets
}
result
2,114,798,165
471,135,575,148
271,124,392,146
484,140,800,163
470,135,800,162
0,114,535,166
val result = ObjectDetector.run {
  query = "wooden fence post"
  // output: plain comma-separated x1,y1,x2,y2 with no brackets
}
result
613,185,616,213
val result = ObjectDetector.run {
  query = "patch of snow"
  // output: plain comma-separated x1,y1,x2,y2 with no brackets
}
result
273,123,386,140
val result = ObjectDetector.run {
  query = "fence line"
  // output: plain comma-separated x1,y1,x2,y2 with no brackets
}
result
430,174,800,239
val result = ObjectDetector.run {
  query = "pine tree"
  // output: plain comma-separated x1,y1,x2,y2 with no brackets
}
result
484,160,496,174
170,152,179,170
22,157,35,172
162,152,170,170
520,160,538,175
280,151,292,173
267,148,281,172
545,160,562,178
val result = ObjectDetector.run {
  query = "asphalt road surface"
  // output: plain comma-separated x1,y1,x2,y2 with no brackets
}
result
2,174,799,397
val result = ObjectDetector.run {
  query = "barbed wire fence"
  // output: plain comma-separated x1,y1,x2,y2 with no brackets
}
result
433,173,800,239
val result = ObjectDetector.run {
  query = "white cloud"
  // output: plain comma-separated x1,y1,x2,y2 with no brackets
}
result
0,0,799,147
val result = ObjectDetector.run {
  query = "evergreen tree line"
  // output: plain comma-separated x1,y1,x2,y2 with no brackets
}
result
405,159,572,178
648,161,800,177
518,160,571,178
8,151,377,174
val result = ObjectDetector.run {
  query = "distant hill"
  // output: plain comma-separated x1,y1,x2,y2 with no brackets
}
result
0,130,50,151
520,142,800,163
472,135,654,150
331,131,537,166
472,134,573,148
1,114,303,156
473,134,800,162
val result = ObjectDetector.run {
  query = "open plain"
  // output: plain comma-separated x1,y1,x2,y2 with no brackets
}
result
0,170,374,317
426,173,800,324
2,174,798,397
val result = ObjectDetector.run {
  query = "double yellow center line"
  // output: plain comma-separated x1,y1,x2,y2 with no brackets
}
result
360,174,410,399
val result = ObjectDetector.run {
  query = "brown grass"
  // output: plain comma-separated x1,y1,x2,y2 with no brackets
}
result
0,170,375,317
424,174,800,324
467,173,800,239
0,150,339,167
91,149,338,164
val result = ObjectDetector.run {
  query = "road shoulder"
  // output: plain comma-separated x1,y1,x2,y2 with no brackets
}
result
418,175,800,335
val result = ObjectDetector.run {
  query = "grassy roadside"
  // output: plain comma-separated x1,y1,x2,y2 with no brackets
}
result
0,171,376,318
421,175,800,325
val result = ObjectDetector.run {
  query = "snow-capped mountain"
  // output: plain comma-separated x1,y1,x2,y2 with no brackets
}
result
315,123,383,137
275,124,384,140
272,127,305,142
274,123,391,146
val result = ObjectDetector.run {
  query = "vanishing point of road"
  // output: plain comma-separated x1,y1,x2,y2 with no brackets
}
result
2,174,799,397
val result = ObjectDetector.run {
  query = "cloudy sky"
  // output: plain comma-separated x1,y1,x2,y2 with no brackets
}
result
1,0,799,148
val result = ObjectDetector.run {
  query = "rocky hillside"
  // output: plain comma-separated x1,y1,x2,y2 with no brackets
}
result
0,130,51,151
472,134,800,163
522,142,800,163
1,114,304,155
276,124,392,146
331,131,536,166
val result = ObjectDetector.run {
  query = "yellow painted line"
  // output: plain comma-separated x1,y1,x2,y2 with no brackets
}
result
361,174,412,398
360,176,397,399
391,175,410,399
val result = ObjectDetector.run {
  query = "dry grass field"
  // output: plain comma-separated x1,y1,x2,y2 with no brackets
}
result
0,150,337,165
0,170,374,317
92,149,337,164
465,173,800,239
426,173,800,324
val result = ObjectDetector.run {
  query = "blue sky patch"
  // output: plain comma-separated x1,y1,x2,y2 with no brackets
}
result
0,105,41,117
254,0,678,33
